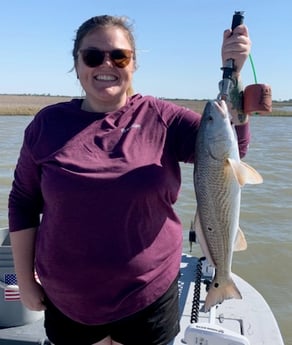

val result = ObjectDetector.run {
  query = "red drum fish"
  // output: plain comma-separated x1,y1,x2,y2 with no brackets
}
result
194,100,263,311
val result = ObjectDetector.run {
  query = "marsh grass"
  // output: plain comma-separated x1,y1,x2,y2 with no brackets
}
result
170,99,208,114
0,95,73,115
0,94,291,116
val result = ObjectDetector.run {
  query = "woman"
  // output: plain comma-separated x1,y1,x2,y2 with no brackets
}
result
9,15,251,345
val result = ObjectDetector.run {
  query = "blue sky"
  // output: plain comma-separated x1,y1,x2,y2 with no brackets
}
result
1,0,291,100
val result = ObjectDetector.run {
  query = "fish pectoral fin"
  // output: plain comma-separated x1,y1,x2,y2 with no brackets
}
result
227,158,263,186
234,227,247,251
194,211,216,267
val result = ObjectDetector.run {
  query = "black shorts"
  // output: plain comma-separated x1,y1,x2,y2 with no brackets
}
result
44,277,180,345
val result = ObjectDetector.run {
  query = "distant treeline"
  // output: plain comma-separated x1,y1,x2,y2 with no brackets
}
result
0,93,75,98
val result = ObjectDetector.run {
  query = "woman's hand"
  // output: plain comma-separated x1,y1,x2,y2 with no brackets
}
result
9,228,46,311
19,279,46,311
221,25,251,75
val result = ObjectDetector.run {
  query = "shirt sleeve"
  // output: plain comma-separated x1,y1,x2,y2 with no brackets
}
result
153,98,201,163
155,97,251,163
8,128,43,232
154,98,251,162
235,122,251,158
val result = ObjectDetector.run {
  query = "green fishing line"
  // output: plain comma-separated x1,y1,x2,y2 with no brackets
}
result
249,54,258,84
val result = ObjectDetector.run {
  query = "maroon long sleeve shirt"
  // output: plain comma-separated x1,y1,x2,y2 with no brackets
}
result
9,95,250,324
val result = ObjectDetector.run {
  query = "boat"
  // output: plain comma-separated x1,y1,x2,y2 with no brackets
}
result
170,254,284,345
0,227,284,345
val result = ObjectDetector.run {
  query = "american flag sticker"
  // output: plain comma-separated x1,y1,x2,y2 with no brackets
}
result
4,273,20,301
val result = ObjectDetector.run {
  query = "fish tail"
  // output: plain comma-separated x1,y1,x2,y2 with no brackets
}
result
204,278,242,312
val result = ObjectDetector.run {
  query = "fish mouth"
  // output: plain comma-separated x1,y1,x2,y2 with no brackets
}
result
213,100,229,119
204,100,229,120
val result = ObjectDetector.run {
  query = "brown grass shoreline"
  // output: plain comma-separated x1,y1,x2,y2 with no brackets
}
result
0,94,291,116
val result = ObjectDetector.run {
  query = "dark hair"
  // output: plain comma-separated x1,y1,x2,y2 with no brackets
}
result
73,15,136,63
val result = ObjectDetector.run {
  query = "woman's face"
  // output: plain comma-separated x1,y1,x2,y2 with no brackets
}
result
76,26,135,111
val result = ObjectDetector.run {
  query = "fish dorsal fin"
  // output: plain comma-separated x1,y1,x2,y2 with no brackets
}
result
194,211,216,267
227,158,263,187
234,228,247,251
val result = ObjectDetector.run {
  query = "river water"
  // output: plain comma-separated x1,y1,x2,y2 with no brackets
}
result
0,115,291,344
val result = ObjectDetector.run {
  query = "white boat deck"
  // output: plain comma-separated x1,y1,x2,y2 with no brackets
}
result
171,254,284,345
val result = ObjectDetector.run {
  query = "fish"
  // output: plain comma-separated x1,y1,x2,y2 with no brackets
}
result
193,100,263,312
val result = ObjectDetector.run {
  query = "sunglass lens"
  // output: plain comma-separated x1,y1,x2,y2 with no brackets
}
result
82,50,104,67
111,49,132,68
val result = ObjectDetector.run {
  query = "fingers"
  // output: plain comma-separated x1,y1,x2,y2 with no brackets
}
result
21,295,47,311
223,24,249,39
221,24,251,73
19,282,47,311
24,298,46,311
223,27,251,53
223,28,232,40
233,24,249,37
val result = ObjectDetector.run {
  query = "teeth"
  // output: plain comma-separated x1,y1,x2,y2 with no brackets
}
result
95,75,117,81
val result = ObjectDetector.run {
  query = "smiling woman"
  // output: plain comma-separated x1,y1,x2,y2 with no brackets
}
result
72,16,137,113
8,13,252,345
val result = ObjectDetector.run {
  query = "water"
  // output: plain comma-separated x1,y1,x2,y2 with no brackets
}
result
274,105,292,112
0,115,291,344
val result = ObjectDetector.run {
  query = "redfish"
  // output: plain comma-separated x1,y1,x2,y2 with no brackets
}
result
194,100,263,311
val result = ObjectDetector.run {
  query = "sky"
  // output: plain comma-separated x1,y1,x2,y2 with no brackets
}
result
0,0,291,101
